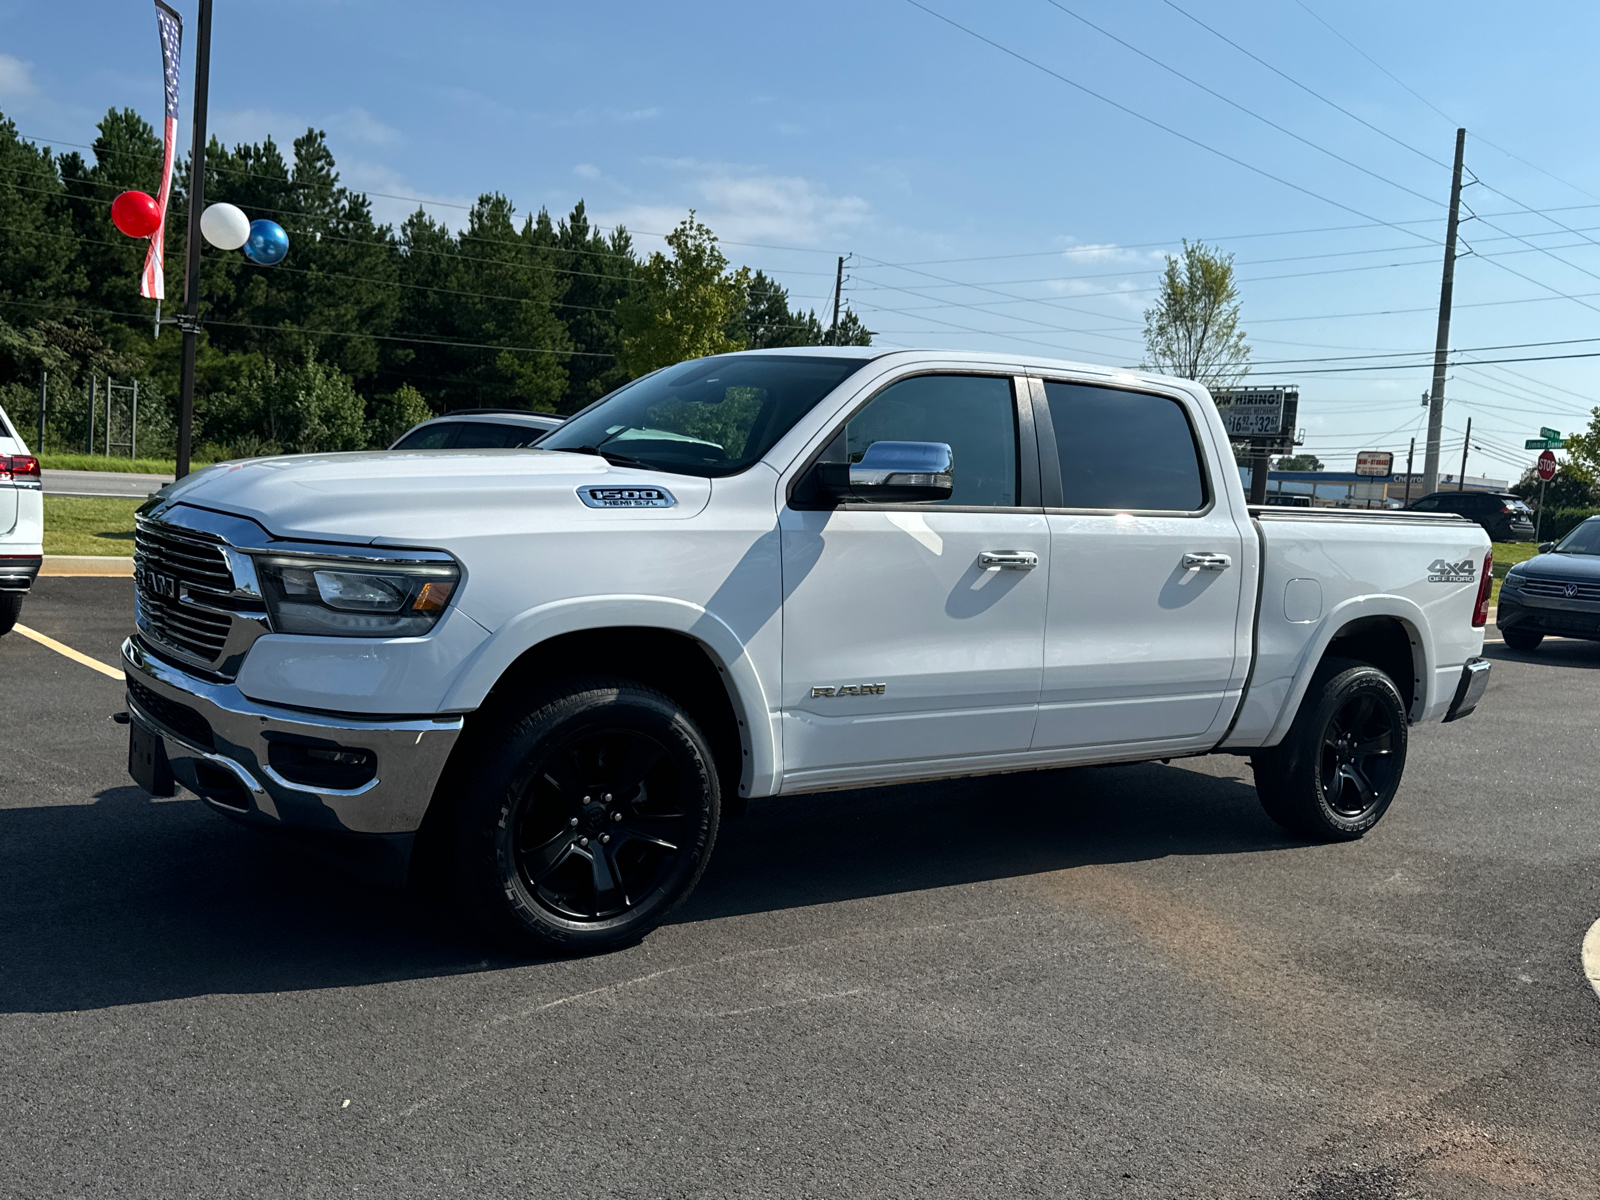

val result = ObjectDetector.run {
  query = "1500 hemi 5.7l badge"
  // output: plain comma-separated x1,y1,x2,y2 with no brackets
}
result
578,485,676,509
1427,557,1478,583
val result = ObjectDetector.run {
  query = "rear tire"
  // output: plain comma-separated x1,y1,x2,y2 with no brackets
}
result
1251,658,1408,842
0,593,21,636
443,676,720,955
1501,627,1543,652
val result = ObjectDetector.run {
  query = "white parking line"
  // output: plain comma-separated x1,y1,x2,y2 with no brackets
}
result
1584,919,1600,1005
12,624,125,681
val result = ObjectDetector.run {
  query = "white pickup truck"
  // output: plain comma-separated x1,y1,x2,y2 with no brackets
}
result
123,349,1493,953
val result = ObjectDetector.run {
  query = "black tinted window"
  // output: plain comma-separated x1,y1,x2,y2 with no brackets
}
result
453,422,532,449
1043,381,1204,511
392,424,457,449
1410,496,1440,511
845,375,1018,507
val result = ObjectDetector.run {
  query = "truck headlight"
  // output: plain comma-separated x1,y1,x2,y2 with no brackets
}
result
254,555,459,637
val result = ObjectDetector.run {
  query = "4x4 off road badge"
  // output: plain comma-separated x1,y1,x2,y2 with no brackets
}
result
1427,557,1477,583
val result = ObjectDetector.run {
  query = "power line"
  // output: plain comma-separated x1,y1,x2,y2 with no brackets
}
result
903,1,1440,246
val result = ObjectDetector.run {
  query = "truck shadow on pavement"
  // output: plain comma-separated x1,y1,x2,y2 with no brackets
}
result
0,761,1288,1014
1483,637,1600,670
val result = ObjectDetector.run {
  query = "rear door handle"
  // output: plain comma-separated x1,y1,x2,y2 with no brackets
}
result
1182,552,1232,571
979,550,1039,571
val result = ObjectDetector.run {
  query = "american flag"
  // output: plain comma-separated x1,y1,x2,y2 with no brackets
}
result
141,1,183,299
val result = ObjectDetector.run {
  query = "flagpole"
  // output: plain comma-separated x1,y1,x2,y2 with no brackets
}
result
174,0,212,479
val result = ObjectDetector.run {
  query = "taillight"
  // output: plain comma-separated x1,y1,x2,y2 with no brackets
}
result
1,455,40,482
1472,549,1494,628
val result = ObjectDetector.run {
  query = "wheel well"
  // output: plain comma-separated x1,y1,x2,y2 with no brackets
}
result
473,627,749,811
1321,616,1419,715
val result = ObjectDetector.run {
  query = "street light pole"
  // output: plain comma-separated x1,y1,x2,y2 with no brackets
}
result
174,0,213,479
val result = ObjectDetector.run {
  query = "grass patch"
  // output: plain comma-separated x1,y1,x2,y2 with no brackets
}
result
1490,541,1542,606
43,496,140,556
38,453,207,475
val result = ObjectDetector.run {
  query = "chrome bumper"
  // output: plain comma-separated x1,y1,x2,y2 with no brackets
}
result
0,553,42,592
121,636,463,834
1442,656,1491,723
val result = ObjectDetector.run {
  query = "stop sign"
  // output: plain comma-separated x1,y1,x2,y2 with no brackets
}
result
1538,449,1558,482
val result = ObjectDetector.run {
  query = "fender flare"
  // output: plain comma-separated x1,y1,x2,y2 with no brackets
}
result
1262,595,1432,746
441,595,779,798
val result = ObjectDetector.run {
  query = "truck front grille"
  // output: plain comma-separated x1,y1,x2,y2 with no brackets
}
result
1520,578,1600,602
134,523,237,664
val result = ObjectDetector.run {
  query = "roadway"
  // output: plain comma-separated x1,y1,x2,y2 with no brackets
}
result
41,468,171,499
2,577,1597,1199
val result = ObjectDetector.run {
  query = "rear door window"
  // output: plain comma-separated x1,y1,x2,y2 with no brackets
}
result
1041,381,1205,512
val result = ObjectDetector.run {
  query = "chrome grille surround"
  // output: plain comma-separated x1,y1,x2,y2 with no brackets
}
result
134,515,271,678
1520,577,1600,602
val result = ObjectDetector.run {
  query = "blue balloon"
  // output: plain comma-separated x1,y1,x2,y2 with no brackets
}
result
243,219,289,265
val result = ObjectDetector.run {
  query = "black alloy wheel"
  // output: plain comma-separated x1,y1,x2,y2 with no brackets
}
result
1252,658,1409,841
512,728,697,922
444,677,719,954
1317,692,1399,821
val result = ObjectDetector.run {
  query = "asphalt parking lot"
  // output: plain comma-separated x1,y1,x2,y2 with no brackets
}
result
2,577,1597,1199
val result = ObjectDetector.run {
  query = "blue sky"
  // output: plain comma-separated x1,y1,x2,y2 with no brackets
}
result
5,0,1600,476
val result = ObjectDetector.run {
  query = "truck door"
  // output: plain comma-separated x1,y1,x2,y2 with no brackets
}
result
1029,377,1245,753
778,373,1049,782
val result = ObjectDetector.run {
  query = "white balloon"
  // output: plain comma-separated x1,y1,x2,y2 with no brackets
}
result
200,202,251,251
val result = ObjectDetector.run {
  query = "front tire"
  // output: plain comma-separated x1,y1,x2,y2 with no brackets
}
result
445,677,720,955
1501,627,1543,652
1251,658,1408,841
0,592,21,636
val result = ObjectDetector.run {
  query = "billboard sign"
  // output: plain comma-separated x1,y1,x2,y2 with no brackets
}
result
1215,388,1287,438
1354,450,1394,478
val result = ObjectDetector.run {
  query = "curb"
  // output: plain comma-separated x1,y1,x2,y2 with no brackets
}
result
40,555,134,577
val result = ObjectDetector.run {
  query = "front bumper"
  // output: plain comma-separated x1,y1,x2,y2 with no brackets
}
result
0,553,42,592
121,636,463,834
1496,594,1600,638
1442,656,1491,723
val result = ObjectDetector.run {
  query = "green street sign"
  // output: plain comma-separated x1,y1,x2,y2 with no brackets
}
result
1526,439,1550,449
1541,426,1561,440
1551,438,1566,448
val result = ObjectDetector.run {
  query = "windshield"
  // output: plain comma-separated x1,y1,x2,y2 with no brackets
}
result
538,354,871,477
1554,519,1600,555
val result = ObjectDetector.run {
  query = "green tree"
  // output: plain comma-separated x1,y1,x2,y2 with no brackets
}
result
551,200,638,411
0,113,83,308
365,383,433,447
1142,240,1250,391
1274,454,1322,471
618,212,750,377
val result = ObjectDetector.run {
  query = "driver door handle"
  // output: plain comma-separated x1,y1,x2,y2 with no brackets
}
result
1182,552,1232,571
979,550,1039,571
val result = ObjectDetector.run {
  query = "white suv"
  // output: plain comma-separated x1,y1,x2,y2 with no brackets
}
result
0,402,43,634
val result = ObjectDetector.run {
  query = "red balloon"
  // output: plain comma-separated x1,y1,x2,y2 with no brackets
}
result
111,190,162,238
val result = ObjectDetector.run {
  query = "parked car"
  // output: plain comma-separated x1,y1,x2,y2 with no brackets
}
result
123,348,1493,955
390,409,564,450
0,401,43,635
1496,516,1600,651
1407,490,1535,541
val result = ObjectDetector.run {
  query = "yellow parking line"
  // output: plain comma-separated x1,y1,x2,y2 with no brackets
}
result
13,624,125,681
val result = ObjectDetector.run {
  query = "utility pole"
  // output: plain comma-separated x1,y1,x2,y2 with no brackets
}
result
1402,436,1415,506
1422,128,1467,495
1457,417,1472,490
829,255,844,345
174,0,213,479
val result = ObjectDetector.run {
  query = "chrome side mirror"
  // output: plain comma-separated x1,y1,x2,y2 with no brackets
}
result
1538,541,1555,553
820,440,954,504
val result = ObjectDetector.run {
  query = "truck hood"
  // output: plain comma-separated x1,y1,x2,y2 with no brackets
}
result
158,449,711,544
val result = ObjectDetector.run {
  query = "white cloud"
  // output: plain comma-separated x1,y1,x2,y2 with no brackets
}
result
593,162,871,250
339,160,475,231
615,107,660,122
572,163,602,180
0,54,38,98
328,106,401,146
